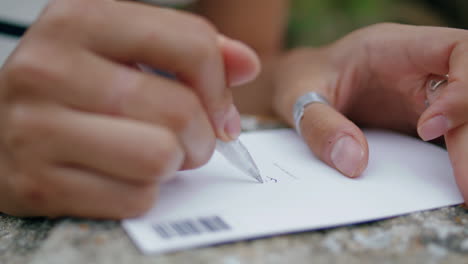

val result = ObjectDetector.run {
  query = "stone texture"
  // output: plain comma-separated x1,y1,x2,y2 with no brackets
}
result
0,205,466,264
0,215,55,264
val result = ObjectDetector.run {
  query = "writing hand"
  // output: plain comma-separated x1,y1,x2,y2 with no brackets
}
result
0,0,259,218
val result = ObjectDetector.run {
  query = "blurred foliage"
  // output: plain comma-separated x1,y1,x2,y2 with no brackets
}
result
287,0,467,47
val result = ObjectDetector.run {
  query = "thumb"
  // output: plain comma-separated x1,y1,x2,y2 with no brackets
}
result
300,103,369,178
218,35,261,87
273,48,368,178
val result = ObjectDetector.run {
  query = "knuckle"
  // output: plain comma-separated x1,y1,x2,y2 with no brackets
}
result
4,51,63,99
4,52,43,91
367,22,397,31
186,15,217,37
40,0,99,34
170,91,203,132
139,130,182,181
182,89,203,111
184,17,218,64
188,135,216,169
3,104,42,151
356,23,399,37
41,0,80,29
189,36,217,66
121,186,158,218
154,131,182,172
10,172,49,211
154,131,177,157
358,23,400,45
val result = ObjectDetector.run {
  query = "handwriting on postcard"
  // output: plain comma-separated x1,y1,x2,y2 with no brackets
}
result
261,162,299,184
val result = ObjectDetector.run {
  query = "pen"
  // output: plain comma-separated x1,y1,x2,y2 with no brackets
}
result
131,0,263,183
216,139,263,183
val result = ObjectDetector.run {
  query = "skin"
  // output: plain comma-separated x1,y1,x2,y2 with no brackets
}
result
0,0,261,218
272,24,468,202
0,0,467,219
197,0,288,115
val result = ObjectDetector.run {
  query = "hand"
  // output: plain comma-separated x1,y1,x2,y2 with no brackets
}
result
272,23,468,202
0,0,260,218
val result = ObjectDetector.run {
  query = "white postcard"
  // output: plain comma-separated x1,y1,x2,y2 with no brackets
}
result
123,129,463,254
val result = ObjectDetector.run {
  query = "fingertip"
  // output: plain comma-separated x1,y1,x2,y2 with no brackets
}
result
223,104,242,140
300,104,369,179
330,134,368,178
212,104,241,142
417,115,450,141
218,35,261,87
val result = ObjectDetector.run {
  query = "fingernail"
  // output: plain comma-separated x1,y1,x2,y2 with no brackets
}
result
418,115,450,141
331,136,365,177
223,104,241,140
213,104,241,141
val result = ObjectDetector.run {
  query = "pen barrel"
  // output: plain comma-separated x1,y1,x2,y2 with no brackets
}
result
216,139,261,182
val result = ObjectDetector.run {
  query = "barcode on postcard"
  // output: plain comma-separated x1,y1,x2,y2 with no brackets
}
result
152,216,231,239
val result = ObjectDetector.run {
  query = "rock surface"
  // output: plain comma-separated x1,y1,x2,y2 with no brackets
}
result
0,206,467,264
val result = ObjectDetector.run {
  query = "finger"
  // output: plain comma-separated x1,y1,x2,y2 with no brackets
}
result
300,104,369,178
139,34,261,87
6,50,215,169
418,40,468,141
53,109,186,184
445,124,468,203
4,103,185,185
13,165,159,219
274,49,368,178
218,35,261,87
362,24,466,77
36,0,250,140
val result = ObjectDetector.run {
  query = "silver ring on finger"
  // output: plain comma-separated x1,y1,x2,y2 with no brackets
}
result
425,74,449,107
293,92,330,137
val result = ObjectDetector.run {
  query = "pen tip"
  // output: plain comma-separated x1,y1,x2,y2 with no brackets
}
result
249,168,263,184
247,167,263,183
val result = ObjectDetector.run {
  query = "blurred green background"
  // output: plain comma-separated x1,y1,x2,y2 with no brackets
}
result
288,0,468,47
